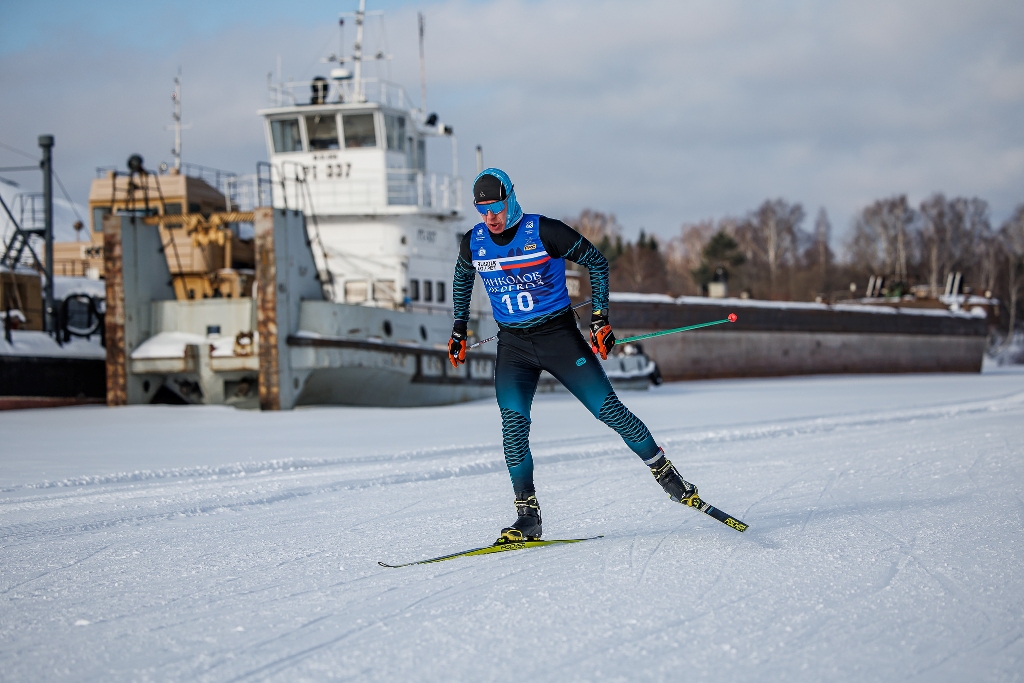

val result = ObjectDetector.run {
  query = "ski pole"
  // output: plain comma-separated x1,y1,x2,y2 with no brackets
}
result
468,298,593,349
616,313,738,344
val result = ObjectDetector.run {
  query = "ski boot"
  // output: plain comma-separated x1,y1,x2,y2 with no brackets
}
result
497,493,542,543
649,450,701,507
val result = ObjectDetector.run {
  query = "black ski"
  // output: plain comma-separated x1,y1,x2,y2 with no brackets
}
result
379,535,604,568
688,495,748,532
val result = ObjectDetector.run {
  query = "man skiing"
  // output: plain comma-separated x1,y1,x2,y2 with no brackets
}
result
448,168,700,543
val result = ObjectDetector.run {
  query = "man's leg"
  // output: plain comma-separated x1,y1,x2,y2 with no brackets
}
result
536,324,661,465
494,333,542,495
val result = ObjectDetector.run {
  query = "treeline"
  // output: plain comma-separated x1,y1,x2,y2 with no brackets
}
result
565,195,1024,332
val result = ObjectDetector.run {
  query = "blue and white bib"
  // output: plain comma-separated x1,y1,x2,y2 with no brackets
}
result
470,214,572,325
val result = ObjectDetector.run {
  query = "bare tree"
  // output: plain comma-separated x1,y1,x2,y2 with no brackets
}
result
811,207,833,294
735,199,805,299
919,193,952,296
665,220,715,283
918,195,992,295
999,205,1024,343
976,228,1002,297
564,209,622,253
847,195,916,293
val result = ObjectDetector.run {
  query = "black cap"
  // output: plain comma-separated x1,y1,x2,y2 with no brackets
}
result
473,174,507,203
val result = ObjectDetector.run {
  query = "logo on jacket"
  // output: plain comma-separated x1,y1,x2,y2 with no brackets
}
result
525,220,534,230
524,243,537,251
576,357,587,366
478,247,486,256
476,228,484,236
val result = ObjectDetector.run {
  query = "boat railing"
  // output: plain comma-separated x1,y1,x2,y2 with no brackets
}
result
269,77,414,112
387,170,461,210
265,164,461,214
93,163,262,213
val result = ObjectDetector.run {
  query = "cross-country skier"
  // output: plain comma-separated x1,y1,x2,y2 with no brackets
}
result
448,168,700,543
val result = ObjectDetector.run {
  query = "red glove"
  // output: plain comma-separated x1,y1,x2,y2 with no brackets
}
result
448,321,468,368
589,312,615,360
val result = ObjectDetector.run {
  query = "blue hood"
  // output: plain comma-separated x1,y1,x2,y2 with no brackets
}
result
473,167,523,230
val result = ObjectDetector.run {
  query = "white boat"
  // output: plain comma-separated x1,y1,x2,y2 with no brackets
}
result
249,0,499,407
248,2,657,407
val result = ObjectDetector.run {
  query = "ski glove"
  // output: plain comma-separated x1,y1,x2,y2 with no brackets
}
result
448,320,468,368
590,311,615,360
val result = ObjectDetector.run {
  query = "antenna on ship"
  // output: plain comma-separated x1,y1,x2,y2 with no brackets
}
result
353,0,366,102
418,12,427,112
167,69,191,172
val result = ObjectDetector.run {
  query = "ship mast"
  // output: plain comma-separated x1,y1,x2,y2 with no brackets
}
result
418,12,427,112
168,70,190,171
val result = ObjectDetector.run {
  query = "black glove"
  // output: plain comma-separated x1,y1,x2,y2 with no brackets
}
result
448,320,468,368
589,311,615,360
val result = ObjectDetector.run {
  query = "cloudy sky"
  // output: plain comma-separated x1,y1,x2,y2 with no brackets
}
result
2,0,1022,244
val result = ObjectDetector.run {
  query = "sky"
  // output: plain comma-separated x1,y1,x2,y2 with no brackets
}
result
2,0,1023,246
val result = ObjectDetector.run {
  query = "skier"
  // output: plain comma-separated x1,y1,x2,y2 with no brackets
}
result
448,168,700,543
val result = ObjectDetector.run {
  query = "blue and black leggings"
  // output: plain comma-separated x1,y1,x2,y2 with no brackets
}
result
495,313,661,495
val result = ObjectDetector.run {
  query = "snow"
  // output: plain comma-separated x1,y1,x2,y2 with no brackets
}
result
0,329,105,359
2,369,1023,681
53,275,106,301
610,292,983,318
131,331,249,359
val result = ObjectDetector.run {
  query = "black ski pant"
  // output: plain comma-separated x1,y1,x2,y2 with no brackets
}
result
494,314,661,495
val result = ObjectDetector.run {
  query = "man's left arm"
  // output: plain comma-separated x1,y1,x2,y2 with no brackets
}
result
538,217,615,358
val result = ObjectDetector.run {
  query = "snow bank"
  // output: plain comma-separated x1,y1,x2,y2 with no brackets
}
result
53,275,105,301
610,292,985,318
0,329,105,358
131,330,249,359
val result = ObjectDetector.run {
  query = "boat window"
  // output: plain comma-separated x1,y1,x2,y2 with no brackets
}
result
342,113,377,148
163,202,182,216
409,279,419,301
436,282,445,303
384,114,406,152
374,280,396,302
271,119,303,153
344,280,368,303
305,114,339,150
92,206,111,233
423,280,433,302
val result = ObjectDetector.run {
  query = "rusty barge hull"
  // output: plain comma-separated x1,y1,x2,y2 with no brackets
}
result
610,296,987,381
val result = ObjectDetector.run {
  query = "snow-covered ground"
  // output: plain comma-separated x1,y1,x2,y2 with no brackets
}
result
2,370,1023,682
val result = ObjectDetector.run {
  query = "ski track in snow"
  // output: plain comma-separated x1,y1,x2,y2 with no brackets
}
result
1,371,1023,682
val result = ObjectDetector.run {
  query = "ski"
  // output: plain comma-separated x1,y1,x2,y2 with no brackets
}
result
688,495,749,532
378,535,604,568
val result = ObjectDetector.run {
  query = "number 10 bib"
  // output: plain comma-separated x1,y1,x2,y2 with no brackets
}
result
470,214,572,325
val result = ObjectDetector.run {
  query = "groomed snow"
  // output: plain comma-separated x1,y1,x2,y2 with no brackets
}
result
2,370,1023,681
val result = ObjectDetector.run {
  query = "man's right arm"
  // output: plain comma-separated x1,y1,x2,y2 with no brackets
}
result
452,231,476,322
448,231,477,367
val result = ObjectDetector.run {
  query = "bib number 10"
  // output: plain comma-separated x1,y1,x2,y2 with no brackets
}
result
501,292,535,315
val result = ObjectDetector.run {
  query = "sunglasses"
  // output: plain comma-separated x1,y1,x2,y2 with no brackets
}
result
473,198,508,215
